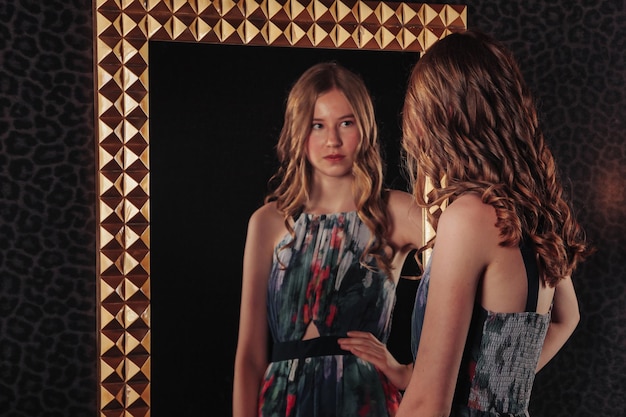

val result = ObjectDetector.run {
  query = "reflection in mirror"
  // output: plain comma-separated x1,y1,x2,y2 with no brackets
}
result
150,41,418,415
94,2,466,415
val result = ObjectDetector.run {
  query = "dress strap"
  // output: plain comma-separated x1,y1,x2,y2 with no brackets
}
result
271,336,353,362
520,237,540,312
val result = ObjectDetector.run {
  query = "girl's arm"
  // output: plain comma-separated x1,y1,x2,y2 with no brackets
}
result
338,331,414,389
536,276,580,372
396,194,494,417
232,206,277,417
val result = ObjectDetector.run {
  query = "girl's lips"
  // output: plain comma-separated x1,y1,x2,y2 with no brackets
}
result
325,154,345,161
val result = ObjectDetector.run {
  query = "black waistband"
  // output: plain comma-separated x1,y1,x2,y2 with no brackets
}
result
271,336,353,362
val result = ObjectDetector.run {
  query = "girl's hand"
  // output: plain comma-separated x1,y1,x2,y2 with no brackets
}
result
338,331,413,390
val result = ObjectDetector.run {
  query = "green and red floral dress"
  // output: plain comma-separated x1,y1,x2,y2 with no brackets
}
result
259,211,401,417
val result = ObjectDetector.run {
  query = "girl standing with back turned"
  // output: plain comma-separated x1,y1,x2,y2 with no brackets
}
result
397,30,592,417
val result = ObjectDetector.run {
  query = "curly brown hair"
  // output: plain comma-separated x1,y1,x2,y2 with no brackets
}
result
266,62,394,276
402,30,591,286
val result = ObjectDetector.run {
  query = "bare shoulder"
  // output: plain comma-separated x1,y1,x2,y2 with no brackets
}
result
247,201,290,246
386,189,420,217
385,189,423,249
249,201,284,230
434,193,501,269
439,193,498,237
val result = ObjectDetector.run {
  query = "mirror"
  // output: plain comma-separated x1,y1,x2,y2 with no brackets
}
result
149,41,417,416
94,1,466,414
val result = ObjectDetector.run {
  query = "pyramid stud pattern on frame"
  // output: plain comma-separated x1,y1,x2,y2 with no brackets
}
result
94,0,466,415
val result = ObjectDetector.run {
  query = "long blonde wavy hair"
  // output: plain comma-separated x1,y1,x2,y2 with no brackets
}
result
402,30,591,286
266,62,394,275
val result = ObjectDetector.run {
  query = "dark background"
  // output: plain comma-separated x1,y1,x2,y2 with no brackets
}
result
149,41,418,416
1,1,624,416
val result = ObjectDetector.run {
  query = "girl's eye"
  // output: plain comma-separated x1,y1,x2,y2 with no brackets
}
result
341,120,355,127
312,123,323,130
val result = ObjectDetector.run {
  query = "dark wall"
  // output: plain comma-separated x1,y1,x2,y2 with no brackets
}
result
0,1,98,416
0,1,623,416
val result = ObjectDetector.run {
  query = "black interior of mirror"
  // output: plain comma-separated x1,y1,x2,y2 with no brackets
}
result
149,40,420,415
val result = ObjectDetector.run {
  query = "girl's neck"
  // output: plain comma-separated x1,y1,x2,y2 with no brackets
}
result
306,176,356,215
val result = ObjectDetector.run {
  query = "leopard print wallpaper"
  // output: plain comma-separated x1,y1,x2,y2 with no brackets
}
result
0,1,98,416
0,1,623,416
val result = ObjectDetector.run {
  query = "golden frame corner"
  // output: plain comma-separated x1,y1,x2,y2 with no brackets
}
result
93,1,466,415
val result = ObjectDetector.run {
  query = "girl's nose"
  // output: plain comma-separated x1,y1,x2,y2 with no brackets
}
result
326,128,342,146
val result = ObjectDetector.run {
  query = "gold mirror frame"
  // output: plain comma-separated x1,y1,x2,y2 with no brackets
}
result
93,1,466,415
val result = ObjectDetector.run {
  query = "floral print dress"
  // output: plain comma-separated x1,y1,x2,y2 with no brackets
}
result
411,245,551,417
259,211,401,417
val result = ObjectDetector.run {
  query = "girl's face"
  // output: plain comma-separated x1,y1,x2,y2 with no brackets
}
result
305,88,360,180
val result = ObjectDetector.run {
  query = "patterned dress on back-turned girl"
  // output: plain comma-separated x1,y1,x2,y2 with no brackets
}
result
411,240,551,417
259,211,401,417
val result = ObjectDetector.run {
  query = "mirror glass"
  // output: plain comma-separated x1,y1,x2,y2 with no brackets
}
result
150,41,418,415
94,2,467,414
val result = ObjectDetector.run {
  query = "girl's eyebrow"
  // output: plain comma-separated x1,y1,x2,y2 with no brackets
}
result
312,113,355,120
